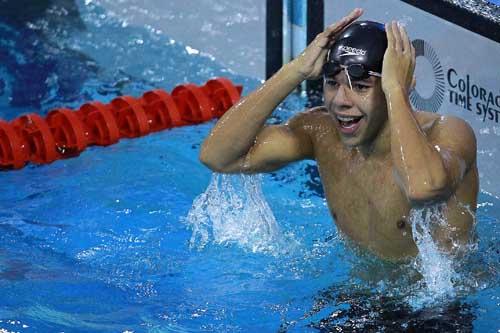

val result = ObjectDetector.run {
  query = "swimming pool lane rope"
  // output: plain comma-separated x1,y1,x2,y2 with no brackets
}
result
0,77,242,170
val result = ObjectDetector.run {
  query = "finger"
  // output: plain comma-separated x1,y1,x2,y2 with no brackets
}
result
313,48,330,76
392,21,403,51
400,25,411,53
411,76,417,90
313,32,330,48
407,46,416,88
315,46,329,62
328,8,363,31
309,36,330,55
324,8,363,37
407,69,414,90
410,44,416,71
385,22,394,49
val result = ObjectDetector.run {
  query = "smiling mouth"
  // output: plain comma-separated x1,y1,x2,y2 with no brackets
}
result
335,114,364,134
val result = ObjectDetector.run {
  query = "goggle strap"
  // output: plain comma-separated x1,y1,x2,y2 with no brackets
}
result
345,67,353,90
368,71,382,77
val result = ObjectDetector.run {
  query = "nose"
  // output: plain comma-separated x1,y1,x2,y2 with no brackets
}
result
333,84,353,109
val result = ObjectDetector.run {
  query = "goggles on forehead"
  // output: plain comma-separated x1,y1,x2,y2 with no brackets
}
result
323,62,382,80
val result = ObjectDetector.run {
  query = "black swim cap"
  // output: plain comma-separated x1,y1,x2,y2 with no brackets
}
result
325,21,387,77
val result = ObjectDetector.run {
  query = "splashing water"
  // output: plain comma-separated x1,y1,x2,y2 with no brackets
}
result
185,173,289,254
409,203,457,306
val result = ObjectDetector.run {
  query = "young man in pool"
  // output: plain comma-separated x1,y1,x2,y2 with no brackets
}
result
199,9,479,260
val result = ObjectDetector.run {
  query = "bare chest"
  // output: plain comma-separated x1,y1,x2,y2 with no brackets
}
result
314,144,417,257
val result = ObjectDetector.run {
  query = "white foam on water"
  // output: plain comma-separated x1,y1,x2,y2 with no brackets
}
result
408,203,457,307
185,173,290,254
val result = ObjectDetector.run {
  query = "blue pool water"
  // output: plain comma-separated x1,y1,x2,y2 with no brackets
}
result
1,1,499,332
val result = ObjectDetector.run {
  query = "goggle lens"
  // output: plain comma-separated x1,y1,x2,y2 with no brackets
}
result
323,62,381,80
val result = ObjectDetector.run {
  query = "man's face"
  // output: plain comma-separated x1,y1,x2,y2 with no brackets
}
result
323,70,387,147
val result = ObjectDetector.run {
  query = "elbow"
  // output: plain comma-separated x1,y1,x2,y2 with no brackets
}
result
407,174,450,205
199,150,222,172
199,147,210,166
199,149,233,173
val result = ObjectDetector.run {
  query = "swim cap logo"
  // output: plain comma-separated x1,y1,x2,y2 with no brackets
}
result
409,39,445,113
339,46,367,57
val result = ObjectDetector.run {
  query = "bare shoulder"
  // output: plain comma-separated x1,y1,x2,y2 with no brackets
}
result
413,110,440,132
286,106,333,132
414,111,475,138
415,110,477,161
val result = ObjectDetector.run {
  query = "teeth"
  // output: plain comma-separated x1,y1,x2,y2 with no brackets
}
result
337,115,361,122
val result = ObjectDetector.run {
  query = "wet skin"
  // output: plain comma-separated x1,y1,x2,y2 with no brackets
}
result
200,11,479,260
289,108,478,259
267,68,478,259
202,74,479,260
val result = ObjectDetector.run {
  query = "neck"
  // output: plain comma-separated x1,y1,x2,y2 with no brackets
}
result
358,119,391,158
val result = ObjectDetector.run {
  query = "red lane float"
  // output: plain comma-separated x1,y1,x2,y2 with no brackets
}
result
172,84,215,123
77,102,120,146
0,77,243,170
11,113,58,165
0,121,25,169
142,90,184,131
202,78,243,117
46,108,87,157
110,96,150,138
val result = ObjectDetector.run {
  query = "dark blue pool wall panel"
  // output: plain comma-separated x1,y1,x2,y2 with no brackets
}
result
266,0,284,79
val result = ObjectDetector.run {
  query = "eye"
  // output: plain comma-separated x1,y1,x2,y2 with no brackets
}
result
353,83,370,92
324,79,338,87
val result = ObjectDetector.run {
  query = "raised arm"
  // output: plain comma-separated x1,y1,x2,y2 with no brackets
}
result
199,9,363,173
382,22,477,203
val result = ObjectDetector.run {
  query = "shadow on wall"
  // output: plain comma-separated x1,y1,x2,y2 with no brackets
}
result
0,0,98,117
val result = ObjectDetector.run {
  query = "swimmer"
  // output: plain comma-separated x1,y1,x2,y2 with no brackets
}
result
199,9,479,260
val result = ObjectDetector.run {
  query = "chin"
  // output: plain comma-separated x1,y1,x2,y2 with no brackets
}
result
337,124,368,147
339,135,363,147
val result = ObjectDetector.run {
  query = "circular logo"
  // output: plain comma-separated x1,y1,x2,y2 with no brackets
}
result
409,39,445,113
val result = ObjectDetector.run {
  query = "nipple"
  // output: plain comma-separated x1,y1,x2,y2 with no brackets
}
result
397,219,406,229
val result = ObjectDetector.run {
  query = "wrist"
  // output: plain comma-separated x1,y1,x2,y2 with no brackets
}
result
384,84,413,117
282,60,308,82
383,83,407,99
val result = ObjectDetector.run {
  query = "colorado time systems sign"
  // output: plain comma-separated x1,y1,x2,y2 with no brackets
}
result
410,39,500,124
447,69,500,123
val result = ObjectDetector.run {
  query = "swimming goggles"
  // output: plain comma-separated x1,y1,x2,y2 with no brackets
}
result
323,62,382,80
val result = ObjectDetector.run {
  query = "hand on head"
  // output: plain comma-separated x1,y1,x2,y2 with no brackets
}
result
381,21,416,94
292,8,364,80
